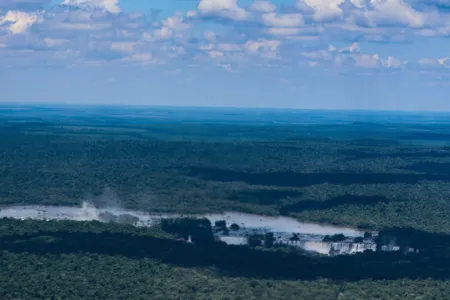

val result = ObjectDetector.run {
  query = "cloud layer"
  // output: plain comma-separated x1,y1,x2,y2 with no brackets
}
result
0,0,449,76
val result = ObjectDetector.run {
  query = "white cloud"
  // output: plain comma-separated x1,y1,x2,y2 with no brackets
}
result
111,42,135,53
363,0,425,28
245,39,281,59
199,43,215,51
120,53,154,65
204,31,216,42
302,0,345,21
382,55,404,68
218,43,242,51
208,50,224,58
151,14,190,41
250,1,276,13
301,50,332,59
418,58,437,66
0,0,445,73
261,13,304,27
264,27,304,36
0,10,40,34
335,53,380,68
62,0,120,13
186,10,197,18
198,0,249,21
154,27,172,40
163,14,190,31
338,42,360,53
438,57,450,65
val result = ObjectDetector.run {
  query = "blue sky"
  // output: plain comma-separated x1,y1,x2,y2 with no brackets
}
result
1,0,450,110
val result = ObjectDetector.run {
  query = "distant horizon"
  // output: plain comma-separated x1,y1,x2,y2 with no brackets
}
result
2,101,450,115
3,0,450,111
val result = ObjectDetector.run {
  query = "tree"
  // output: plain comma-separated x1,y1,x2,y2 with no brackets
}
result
290,233,300,245
264,232,275,248
215,220,227,230
161,218,214,244
230,223,240,231
353,237,364,243
323,234,346,243
247,234,263,247
364,232,373,239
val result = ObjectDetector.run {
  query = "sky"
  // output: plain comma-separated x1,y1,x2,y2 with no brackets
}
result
2,0,450,110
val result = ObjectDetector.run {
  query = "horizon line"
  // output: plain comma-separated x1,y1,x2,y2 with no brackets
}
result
1,101,450,114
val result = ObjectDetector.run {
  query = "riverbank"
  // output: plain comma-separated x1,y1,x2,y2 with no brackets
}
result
0,202,383,256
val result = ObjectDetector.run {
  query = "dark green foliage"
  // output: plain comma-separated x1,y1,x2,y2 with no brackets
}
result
188,167,447,187
376,228,450,258
215,220,227,229
214,220,229,235
2,250,449,300
230,223,240,231
5,107,450,298
353,237,364,243
1,218,450,281
4,114,450,233
323,234,347,242
279,195,392,214
289,233,300,244
1,216,450,298
247,234,264,247
161,218,214,244
228,189,303,205
264,232,275,248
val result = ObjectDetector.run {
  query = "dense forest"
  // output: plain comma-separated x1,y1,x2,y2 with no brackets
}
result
0,218,449,299
2,117,450,233
2,107,450,299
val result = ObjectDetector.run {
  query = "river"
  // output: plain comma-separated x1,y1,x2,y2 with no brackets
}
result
0,202,377,256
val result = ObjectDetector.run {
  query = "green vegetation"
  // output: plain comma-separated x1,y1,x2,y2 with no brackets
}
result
323,234,347,242
0,218,449,299
3,106,450,299
2,117,450,233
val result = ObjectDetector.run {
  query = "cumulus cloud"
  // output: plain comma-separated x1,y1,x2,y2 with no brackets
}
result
245,39,280,59
301,0,346,21
0,0,446,74
261,13,304,27
300,42,405,70
264,27,304,36
418,57,450,68
111,41,135,53
198,0,249,20
250,1,276,13
120,53,153,64
362,0,426,28
149,14,191,41
0,10,40,34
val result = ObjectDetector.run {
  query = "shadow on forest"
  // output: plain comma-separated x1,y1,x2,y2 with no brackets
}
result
279,195,392,214
187,167,450,187
396,132,450,141
347,139,401,147
340,149,450,161
228,189,303,205
403,162,450,176
2,220,450,281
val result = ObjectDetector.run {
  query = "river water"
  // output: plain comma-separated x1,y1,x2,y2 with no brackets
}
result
0,202,375,255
